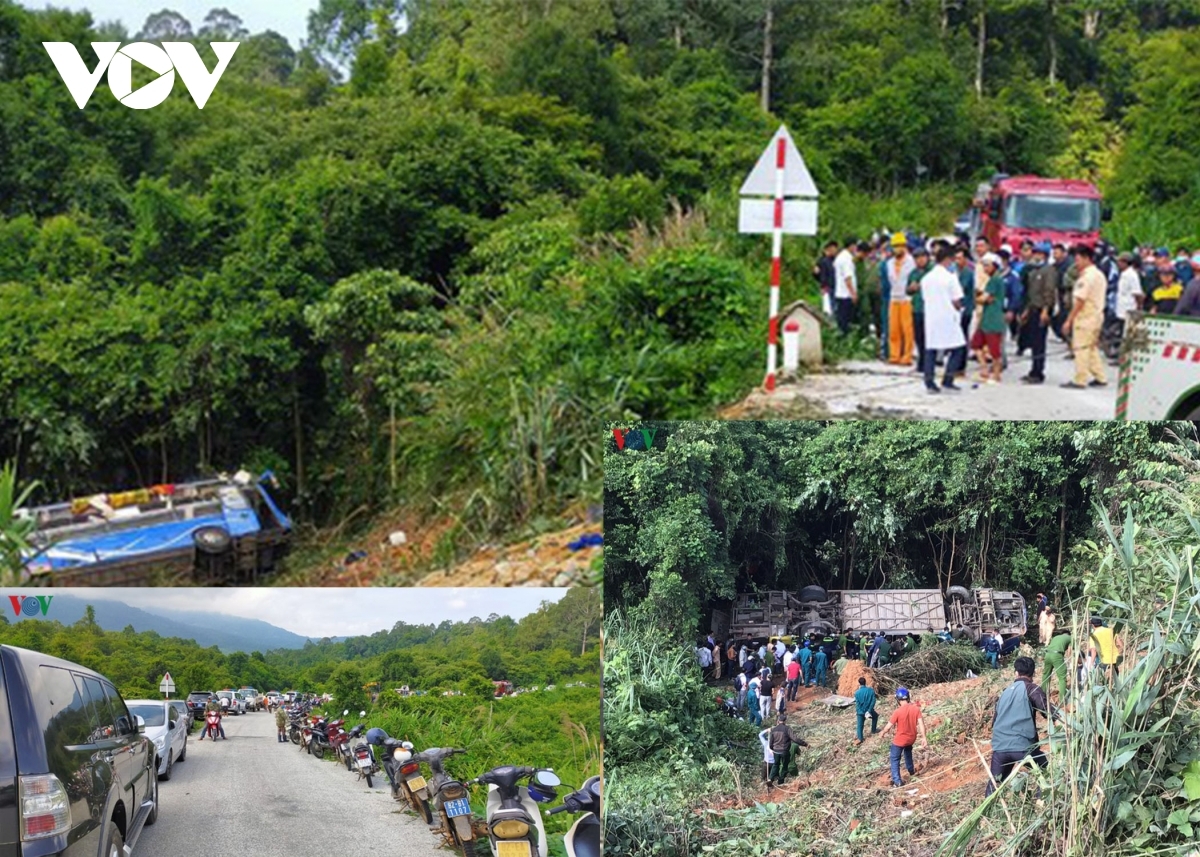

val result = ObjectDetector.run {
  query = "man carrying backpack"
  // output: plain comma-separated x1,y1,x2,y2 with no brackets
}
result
986,656,1057,796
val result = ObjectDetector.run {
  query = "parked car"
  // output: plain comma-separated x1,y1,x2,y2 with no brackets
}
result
0,643,159,856
168,699,192,731
125,700,188,781
185,690,213,720
239,687,261,711
215,690,244,715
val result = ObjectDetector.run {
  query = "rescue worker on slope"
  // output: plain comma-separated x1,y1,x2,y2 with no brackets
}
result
986,656,1058,796
766,712,809,787
853,676,879,745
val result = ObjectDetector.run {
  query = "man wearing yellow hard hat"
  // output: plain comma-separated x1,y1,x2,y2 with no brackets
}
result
882,233,916,366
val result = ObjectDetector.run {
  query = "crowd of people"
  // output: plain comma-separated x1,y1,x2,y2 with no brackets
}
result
814,233,1200,393
698,590,1126,794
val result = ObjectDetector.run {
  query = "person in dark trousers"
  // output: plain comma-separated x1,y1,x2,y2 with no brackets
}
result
767,713,809,786
853,677,878,744
814,646,829,688
275,705,288,742
785,655,802,702
986,656,1055,796
1021,243,1059,384
813,240,839,307
798,641,813,686
879,687,926,786
845,629,859,660
908,245,934,372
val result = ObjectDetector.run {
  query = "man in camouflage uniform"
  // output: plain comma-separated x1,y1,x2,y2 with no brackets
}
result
275,705,288,743
201,696,225,740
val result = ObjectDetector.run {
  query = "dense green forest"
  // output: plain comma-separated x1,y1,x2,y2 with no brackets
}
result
3,0,1200,556
0,586,599,700
604,420,1199,632
603,424,1200,856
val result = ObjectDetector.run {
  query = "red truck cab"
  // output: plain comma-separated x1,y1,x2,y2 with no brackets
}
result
970,175,1104,249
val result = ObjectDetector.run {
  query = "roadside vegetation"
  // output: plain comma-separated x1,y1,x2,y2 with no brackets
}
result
4,2,1200,578
603,423,1200,856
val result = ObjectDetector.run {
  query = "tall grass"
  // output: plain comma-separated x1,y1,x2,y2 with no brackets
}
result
941,492,1200,856
365,688,600,841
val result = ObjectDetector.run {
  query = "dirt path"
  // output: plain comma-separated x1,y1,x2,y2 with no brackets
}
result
301,508,603,587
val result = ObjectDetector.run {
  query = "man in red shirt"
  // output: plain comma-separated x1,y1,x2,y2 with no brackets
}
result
878,686,927,786
785,656,802,702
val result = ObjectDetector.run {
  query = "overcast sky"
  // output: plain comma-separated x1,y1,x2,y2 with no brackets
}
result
46,588,567,638
20,1,314,48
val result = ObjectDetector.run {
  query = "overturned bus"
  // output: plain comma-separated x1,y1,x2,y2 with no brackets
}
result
18,471,292,585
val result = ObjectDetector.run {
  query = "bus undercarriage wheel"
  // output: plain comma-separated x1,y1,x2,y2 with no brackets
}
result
799,585,828,603
947,585,973,604
193,526,233,555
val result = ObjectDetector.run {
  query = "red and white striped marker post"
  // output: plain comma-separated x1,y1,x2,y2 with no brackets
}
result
738,126,820,393
765,135,786,391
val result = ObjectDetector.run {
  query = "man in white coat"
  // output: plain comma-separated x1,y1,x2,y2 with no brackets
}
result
920,243,968,393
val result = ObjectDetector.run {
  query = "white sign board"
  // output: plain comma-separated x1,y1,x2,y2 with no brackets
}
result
159,672,175,694
738,198,819,235
740,125,819,199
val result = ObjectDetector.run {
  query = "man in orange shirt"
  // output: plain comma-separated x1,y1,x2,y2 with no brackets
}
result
878,686,927,786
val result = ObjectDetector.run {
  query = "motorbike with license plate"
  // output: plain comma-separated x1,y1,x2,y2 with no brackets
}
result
369,729,430,820
413,747,478,857
547,777,601,857
469,766,560,857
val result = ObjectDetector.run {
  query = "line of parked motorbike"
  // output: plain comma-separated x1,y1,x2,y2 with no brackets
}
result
276,700,600,857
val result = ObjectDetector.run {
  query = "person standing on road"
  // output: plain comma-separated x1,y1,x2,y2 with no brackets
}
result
920,244,967,394
972,254,1006,383
879,687,926,787
1114,253,1145,350
885,234,917,365
909,244,934,373
834,238,861,334
1042,630,1072,704
1061,244,1108,389
853,677,879,745
986,657,1052,796
275,704,287,743
767,713,809,786
1020,242,1059,384
813,240,839,314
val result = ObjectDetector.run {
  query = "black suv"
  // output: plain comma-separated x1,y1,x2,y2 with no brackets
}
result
0,644,159,857
185,690,212,720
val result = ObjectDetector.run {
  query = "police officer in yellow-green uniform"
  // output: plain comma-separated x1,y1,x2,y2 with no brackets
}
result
1042,631,1072,702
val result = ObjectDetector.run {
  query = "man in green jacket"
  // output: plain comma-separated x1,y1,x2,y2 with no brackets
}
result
853,677,878,744
1042,631,1072,704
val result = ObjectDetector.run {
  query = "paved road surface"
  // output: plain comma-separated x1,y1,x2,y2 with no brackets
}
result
744,336,1117,420
137,710,439,857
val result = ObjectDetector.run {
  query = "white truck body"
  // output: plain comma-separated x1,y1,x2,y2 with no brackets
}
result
1120,315,1200,420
